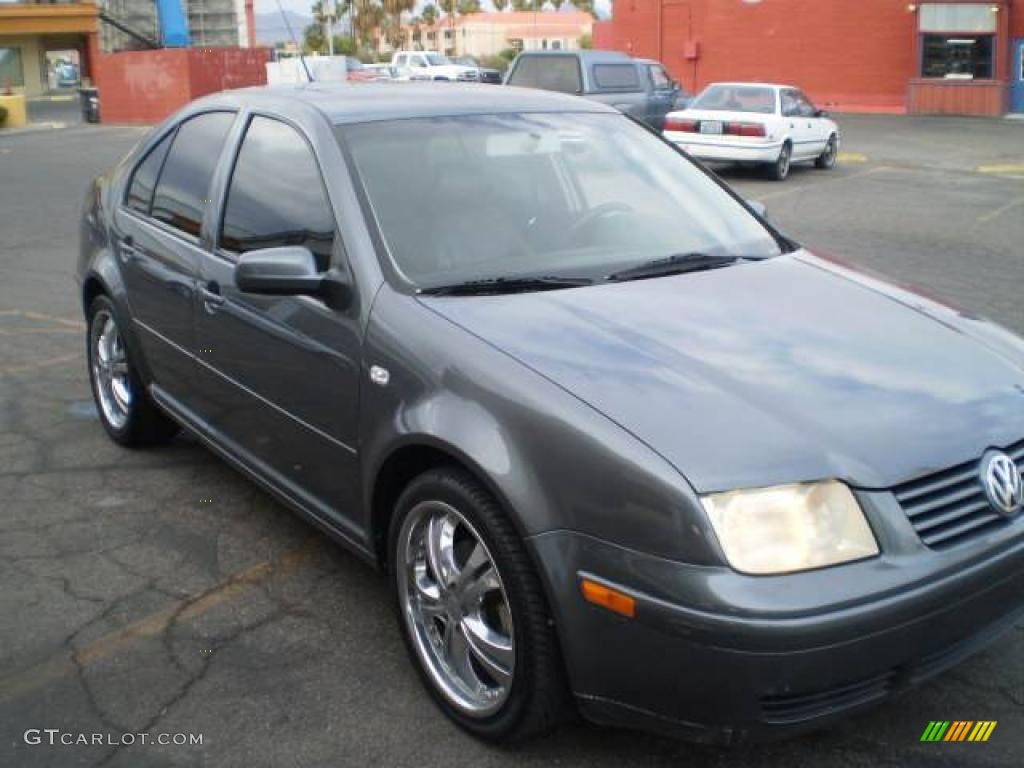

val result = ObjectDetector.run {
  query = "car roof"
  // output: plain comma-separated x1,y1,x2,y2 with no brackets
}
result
516,49,630,62
215,83,617,124
701,82,794,91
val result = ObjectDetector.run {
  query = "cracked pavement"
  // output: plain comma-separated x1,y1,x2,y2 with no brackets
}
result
1,120,1023,767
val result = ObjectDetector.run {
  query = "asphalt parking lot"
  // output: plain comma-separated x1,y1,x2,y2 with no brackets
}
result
1,116,1023,768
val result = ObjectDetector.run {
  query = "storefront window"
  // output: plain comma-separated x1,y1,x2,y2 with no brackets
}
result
919,3,997,80
0,47,25,88
922,34,994,78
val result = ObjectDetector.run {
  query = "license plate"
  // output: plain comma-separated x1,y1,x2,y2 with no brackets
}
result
700,121,723,135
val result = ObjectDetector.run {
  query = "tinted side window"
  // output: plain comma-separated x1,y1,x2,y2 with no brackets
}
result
220,117,335,271
151,112,235,238
126,132,173,214
507,56,582,94
592,63,640,90
781,90,800,117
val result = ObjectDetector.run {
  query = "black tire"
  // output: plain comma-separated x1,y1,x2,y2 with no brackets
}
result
766,142,792,181
815,134,838,169
388,466,568,743
86,295,178,447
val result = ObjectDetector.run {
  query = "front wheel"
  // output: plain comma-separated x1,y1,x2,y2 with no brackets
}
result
389,467,567,742
816,134,838,169
766,142,792,181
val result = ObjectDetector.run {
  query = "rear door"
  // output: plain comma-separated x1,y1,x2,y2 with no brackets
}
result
115,111,236,403
192,113,363,536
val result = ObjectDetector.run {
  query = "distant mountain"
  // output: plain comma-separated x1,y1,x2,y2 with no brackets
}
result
254,11,314,46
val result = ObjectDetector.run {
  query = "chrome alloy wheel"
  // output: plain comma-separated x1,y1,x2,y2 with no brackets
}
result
397,500,515,717
89,309,132,430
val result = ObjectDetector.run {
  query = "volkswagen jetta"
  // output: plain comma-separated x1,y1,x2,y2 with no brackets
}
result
77,84,1024,744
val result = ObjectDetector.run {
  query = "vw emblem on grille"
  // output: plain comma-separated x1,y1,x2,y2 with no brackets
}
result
980,451,1023,517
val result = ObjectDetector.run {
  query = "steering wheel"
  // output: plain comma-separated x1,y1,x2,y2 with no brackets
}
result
568,202,635,243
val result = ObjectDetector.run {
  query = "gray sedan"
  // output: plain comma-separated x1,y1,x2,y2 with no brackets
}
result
77,84,1024,744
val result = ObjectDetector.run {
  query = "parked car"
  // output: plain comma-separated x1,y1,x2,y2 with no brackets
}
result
453,55,502,84
664,82,839,181
505,49,689,130
390,50,478,82
79,84,1024,745
56,62,80,87
344,57,380,83
361,63,395,81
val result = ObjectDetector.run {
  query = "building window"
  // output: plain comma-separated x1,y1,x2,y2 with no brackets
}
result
919,3,997,80
922,35,994,79
0,47,25,88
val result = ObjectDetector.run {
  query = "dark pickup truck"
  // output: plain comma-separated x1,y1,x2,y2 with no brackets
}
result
505,50,690,131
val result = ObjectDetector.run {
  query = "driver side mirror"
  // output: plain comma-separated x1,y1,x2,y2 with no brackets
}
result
746,200,770,221
235,246,352,309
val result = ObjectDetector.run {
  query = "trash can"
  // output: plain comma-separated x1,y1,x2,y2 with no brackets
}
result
79,87,100,124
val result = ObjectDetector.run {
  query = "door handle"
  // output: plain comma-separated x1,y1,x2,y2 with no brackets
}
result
200,281,224,312
118,236,140,264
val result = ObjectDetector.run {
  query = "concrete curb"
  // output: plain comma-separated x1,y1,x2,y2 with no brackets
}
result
0,121,66,138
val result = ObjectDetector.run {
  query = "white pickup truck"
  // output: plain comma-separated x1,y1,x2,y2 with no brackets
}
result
390,51,479,82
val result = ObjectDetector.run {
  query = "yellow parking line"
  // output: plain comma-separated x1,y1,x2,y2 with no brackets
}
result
0,546,316,703
977,163,1024,175
837,152,868,164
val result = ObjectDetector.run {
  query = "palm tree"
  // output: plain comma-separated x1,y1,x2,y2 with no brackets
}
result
421,3,439,25
492,0,509,10
456,0,481,15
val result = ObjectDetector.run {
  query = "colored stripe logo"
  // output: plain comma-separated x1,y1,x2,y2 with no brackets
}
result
921,721,997,742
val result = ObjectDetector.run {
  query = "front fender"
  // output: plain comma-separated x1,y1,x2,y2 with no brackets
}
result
359,285,724,567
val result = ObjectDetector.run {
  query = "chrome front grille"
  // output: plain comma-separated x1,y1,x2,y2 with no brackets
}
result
893,440,1024,550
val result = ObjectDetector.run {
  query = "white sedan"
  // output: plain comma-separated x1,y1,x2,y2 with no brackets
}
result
663,82,839,181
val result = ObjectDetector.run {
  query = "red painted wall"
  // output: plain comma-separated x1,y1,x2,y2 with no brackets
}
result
95,47,269,125
609,0,1020,113
592,20,614,50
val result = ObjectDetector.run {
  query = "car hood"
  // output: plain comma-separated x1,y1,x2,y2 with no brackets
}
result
421,252,1024,493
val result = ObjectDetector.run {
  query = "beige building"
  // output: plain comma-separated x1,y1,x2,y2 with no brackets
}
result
391,11,593,58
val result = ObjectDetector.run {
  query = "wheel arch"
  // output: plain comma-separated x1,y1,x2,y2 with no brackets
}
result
369,435,532,571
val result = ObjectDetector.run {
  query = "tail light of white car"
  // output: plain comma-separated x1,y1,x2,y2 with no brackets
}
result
665,117,767,138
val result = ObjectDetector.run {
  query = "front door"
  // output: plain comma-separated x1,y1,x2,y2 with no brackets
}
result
1012,39,1024,114
193,114,363,538
115,111,236,401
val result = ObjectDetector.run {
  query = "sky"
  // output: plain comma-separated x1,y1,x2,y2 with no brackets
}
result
253,0,612,20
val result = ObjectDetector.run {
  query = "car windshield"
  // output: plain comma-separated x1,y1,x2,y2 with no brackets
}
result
339,113,782,290
691,85,777,114
426,54,449,66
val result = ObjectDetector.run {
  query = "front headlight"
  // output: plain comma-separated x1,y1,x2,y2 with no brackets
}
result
701,481,878,575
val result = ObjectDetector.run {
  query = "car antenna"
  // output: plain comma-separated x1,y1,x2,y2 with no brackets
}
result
274,0,314,83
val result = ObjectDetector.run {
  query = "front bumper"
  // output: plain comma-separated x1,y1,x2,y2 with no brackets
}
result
528,494,1024,743
665,133,783,164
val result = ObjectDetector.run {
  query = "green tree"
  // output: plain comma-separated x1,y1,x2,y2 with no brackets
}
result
510,0,529,10
569,0,597,17
303,22,326,54
550,0,564,9
456,0,481,15
577,32,592,49
421,3,438,25
492,0,509,10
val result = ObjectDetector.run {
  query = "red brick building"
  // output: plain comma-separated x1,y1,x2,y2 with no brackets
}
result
605,0,1024,115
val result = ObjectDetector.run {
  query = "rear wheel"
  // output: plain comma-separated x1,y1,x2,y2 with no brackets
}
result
86,295,178,446
816,134,838,169
766,142,792,181
389,467,567,742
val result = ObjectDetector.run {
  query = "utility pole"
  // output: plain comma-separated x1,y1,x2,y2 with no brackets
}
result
325,0,335,56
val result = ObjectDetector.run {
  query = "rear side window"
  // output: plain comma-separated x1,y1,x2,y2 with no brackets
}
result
508,56,581,94
151,111,235,238
126,132,173,214
649,65,672,90
219,117,335,271
592,63,640,90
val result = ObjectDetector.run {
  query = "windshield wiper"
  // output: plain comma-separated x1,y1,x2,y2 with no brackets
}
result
419,275,593,296
606,252,742,282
